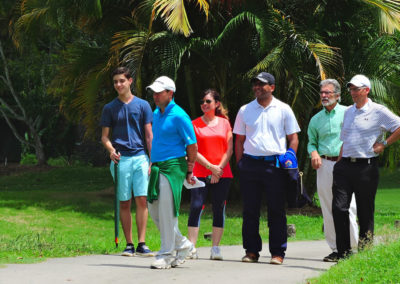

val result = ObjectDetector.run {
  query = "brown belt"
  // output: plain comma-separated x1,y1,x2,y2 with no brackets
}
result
321,155,339,162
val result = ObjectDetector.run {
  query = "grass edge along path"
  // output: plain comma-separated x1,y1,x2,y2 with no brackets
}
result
308,228,400,284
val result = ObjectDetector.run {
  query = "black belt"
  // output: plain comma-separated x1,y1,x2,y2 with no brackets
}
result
244,154,277,162
321,155,339,162
341,157,378,164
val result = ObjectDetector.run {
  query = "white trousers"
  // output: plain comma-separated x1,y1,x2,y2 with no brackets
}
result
148,174,191,258
317,159,359,251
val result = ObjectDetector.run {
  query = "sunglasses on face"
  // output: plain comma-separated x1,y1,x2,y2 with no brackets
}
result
347,87,365,92
200,99,213,105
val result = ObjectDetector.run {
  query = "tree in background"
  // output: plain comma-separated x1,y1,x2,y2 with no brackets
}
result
5,0,400,196
0,0,78,165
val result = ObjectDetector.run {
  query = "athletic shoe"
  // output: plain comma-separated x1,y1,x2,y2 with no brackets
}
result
121,244,135,257
150,257,173,269
270,255,284,265
136,244,155,257
323,252,339,262
241,253,258,263
210,246,223,260
186,246,198,259
171,242,193,267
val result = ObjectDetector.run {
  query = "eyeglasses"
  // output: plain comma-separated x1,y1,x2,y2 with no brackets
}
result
347,87,365,92
200,99,213,105
319,91,335,95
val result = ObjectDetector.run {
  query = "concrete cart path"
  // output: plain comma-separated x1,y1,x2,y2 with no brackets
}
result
0,240,335,284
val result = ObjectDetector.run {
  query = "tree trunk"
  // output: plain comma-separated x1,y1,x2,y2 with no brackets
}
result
29,124,46,165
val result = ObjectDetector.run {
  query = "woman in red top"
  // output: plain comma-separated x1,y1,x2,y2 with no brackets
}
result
187,89,233,260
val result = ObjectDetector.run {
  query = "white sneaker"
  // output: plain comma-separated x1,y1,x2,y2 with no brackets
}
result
186,246,199,259
172,242,193,267
150,257,173,269
210,246,223,260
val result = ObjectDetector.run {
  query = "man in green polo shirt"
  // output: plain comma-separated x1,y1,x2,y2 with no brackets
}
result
307,79,358,262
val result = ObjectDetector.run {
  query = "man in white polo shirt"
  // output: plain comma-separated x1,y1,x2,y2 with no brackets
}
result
233,72,300,265
332,74,400,260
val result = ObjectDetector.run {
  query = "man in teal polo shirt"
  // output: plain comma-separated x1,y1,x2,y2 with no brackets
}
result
146,76,198,269
307,79,358,262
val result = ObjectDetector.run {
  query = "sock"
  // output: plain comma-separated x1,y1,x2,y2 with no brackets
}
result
138,242,145,247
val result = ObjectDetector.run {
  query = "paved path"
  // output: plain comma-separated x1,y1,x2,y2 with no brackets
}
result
0,240,335,284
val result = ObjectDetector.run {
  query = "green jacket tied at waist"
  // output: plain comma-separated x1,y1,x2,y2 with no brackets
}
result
147,156,187,217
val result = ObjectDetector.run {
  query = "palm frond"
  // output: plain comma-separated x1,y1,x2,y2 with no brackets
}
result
213,11,267,53
362,0,400,33
152,0,209,37
148,32,189,78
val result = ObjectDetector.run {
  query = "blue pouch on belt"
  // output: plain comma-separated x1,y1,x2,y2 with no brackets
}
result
278,148,298,169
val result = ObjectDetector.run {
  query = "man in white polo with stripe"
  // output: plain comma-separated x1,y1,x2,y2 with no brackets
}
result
307,79,358,262
332,74,400,260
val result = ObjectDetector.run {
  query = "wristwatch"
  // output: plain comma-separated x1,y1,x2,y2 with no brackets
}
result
382,140,388,147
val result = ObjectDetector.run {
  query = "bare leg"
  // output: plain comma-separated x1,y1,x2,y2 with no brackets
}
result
188,226,200,246
120,199,133,244
212,227,224,247
135,196,148,243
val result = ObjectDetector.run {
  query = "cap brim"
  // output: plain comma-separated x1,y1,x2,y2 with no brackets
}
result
251,77,268,84
146,83,166,93
346,81,363,88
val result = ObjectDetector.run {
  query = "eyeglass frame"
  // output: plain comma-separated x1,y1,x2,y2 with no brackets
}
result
200,99,213,105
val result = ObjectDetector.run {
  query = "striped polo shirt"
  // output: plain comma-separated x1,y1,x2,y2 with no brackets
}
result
341,99,400,158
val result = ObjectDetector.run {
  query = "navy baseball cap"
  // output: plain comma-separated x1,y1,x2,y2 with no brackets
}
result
251,72,275,85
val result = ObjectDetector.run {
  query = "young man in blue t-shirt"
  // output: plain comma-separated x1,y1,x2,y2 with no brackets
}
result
100,67,154,256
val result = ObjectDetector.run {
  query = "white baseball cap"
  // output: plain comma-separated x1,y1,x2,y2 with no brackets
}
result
346,74,371,89
146,76,176,93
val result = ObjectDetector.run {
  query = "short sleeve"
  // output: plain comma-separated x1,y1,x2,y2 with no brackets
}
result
379,106,400,133
233,108,246,135
176,114,197,145
284,106,301,135
100,105,112,127
307,117,318,154
142,101,153,125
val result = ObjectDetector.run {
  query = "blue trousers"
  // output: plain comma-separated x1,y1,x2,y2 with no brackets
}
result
238,155,287,258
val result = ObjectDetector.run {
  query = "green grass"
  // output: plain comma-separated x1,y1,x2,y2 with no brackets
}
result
0,166,399,267
309,231,400,283
308,168,400,284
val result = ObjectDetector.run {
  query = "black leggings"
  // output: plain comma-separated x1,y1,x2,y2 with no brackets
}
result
187,178,231,228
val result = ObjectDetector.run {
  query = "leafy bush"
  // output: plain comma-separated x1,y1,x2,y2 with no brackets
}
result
20,153,37,165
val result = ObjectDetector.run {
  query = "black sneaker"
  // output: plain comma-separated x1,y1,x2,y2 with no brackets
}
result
121,244,135,257
136,244,155,257
323,252,338,262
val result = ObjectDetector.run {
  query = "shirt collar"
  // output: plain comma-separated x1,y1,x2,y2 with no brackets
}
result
324,103,340,114
252,96,277,109
156,99,176,115
353,98,371,112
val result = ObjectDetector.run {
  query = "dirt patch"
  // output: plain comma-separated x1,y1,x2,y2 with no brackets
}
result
287,205,322,216
0,163,53,177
